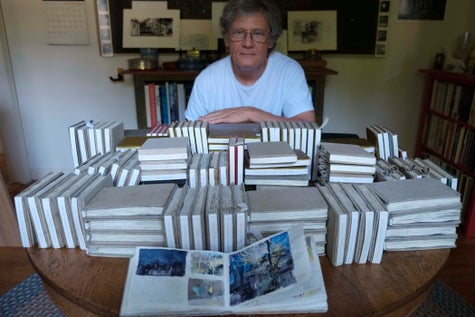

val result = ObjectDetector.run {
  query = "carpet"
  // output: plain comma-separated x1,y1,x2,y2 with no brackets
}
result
0,274,474,316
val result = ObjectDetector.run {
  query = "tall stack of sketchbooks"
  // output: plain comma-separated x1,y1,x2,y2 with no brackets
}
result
246,186,328,255
244,141,311,186
317,142,377,184
317,182,389,266
137,137,191,184
82,183,177,257
368,178,462,251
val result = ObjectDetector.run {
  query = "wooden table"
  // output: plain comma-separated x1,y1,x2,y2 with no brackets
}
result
27,247,449,317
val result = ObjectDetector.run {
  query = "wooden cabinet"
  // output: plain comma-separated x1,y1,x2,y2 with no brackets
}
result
121,66,337,129
416,69,475,237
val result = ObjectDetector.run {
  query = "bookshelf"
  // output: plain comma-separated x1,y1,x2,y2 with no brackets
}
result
416,69,475,237
121,66,337,129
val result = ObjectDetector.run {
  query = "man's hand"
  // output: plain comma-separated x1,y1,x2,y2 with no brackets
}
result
197,107,315,124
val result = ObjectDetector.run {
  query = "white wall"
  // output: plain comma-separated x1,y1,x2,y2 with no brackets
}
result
1,0,474,181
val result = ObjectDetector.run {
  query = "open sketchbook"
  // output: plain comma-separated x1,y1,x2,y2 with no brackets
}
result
120,225,327,316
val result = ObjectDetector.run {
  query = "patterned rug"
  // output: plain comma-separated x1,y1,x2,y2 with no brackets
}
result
0,274,474,316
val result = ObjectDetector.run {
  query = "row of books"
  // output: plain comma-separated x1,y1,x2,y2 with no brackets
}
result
423,114,475,172
144,82,188,127
73,149,140,187
430,80,475,123
366,124,402,160
69,120,124,167
163,184,248,254
13,172,113,249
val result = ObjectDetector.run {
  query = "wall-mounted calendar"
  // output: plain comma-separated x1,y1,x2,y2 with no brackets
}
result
43,0,89,45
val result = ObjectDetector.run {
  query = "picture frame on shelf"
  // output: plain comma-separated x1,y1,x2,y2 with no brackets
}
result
287,11,337,52
122,9,180,49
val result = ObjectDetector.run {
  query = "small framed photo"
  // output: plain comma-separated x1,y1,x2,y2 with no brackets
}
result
287,11,337,51
375,43,387,57
380,1,390,13
379,15,389,27
122,9,180,49
377,30,387,42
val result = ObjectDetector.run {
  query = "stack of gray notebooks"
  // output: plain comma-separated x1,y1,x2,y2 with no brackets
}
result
368,178,462,251
246,186,328,255
82,183,178,257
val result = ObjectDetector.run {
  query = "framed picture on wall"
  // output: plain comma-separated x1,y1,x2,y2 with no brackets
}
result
122,9,180,49
287,11,337,51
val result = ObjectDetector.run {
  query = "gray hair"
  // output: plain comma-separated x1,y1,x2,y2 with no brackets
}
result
220,0,282,50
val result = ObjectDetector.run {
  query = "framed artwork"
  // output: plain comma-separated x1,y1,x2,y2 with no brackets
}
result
398,0,447,20
95,0,113,56
122,9,180,49
287,11,337,51
180,20,217,51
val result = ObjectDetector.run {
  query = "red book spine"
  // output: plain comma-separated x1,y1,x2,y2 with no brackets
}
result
148,83,157,127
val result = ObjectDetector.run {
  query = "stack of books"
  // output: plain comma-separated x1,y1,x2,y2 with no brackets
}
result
246,186,328,255
317,182,388,266
368,178,462,251
83,183,178,257
244,142,310,186
13,172,113,249
163,184,248,253
137,137,190,183
317,142,377,184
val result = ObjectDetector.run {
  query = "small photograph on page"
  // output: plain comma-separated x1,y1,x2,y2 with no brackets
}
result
190,252,225,276
229,231,296,306
136,248,187,277
188,278,225,306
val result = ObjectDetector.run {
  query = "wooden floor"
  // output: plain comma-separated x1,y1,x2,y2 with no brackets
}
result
0,236,474,311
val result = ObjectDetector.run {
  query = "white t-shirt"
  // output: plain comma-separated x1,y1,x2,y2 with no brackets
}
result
185,51,313,121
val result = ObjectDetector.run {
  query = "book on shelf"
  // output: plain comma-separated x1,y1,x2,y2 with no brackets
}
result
119,225,328,316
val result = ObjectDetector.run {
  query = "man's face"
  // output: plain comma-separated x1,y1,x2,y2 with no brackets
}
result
225,13,272,73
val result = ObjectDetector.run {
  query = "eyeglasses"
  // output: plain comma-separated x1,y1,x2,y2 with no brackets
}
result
229,29,269,43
